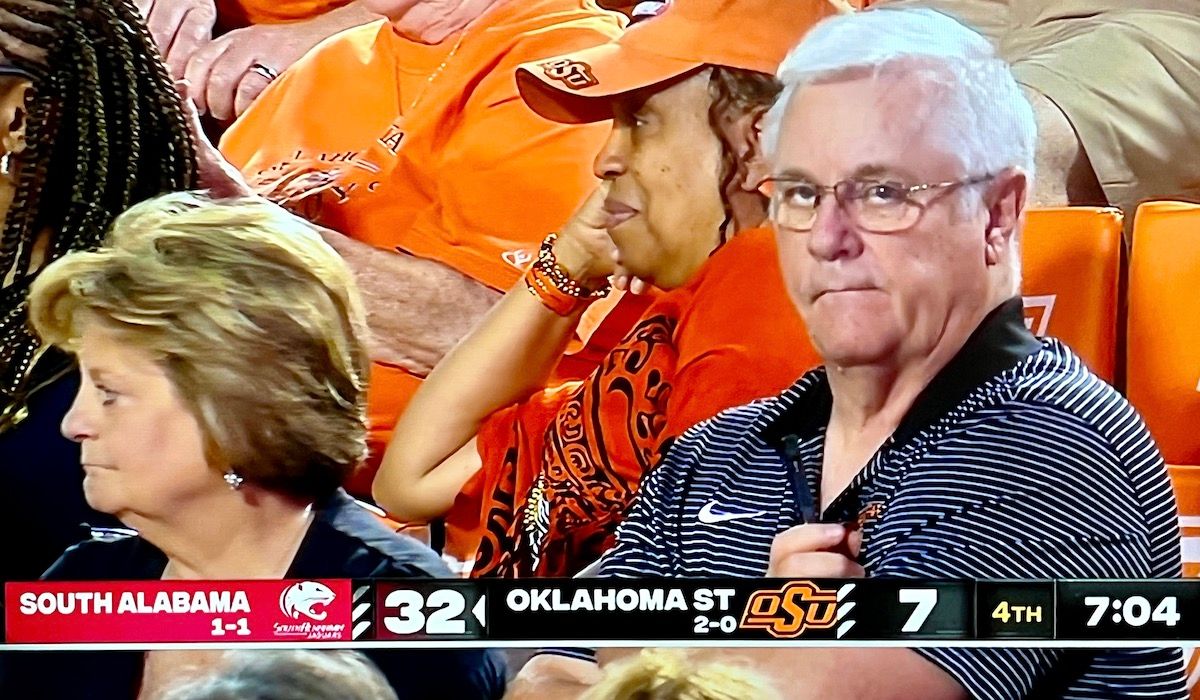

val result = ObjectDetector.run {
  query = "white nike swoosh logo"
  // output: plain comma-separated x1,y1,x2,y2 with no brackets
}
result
698,501,766,524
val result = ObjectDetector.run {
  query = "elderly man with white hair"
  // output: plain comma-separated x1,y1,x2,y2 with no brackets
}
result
510,7,1186,700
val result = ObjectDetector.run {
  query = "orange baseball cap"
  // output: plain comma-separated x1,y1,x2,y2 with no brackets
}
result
516,0,844,123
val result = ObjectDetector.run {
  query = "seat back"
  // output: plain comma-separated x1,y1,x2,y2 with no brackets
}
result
1020,207,1123,382
1168,465,1200,694
1127,202,1200,466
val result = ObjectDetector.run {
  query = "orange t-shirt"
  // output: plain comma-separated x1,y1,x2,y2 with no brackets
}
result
216,0,353,29
220,0,624,496
462,228,822,577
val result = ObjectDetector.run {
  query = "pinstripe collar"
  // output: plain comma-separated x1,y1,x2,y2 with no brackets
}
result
764,296,1041,447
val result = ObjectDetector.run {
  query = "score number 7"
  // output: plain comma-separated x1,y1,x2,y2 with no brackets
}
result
899,589,939,633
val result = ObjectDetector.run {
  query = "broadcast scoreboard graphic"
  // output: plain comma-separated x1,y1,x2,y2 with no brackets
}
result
3,579,1198,646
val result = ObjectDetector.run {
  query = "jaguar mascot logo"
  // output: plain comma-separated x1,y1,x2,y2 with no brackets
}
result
279,581,336,621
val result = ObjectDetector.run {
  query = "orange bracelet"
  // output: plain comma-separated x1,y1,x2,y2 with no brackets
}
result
523,233,611,317
525,264,583,316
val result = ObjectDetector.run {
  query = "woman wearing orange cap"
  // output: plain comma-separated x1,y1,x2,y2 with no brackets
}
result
215,1,625,520
373,0,841,578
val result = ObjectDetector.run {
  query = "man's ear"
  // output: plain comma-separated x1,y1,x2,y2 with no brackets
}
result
983,167,1028,266
719,106,770,193
0,77,32,161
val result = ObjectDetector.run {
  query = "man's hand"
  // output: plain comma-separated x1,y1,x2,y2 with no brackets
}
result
767,523,864,578
136,0,217,79
184,7,373,121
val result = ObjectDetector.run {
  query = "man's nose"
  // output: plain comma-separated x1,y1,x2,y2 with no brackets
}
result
806,197,863,261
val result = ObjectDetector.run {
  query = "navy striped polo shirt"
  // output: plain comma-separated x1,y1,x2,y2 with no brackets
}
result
598,298,1186,699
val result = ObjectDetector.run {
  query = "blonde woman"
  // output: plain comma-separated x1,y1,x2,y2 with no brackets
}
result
1,193,503,699
582,650,780,700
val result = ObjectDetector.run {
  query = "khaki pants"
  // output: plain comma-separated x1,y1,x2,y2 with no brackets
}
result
879,0,1200,214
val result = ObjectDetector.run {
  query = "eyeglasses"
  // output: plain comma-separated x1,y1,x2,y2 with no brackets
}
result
759,174,995,233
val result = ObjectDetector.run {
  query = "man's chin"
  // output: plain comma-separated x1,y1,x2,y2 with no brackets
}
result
812,337,896,371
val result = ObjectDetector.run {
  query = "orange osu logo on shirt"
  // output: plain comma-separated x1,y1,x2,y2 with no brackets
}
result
740,581,838,638
540,59,599,90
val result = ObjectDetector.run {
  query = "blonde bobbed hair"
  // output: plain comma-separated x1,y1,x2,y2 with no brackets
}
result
581,649,781,700
29,192,371,501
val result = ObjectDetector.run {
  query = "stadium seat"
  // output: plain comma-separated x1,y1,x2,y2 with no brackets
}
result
1127,202,1200,467
1169,465,1200,695
1128,202,1200,694
1020,207,1124,383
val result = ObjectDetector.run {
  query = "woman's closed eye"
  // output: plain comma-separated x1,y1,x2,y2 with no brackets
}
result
95,384,119,406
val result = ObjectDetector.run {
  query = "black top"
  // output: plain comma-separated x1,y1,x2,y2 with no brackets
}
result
0,489,505,699
0,368,124,582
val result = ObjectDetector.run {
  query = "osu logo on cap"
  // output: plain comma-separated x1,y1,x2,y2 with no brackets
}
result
541,59,599,90
279,581,336,621
741,581,838,638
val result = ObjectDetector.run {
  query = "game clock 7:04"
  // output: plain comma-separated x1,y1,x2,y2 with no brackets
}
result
1057,581,1196,640
1083,596,1179,628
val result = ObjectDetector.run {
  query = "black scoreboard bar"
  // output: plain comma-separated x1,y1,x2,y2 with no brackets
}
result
354,579,1200,643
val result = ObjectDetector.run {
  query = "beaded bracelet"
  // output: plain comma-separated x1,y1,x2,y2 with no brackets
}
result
524,233,611,316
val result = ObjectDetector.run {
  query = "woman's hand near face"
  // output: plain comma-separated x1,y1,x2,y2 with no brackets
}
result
551,183,617,290
552,183,650,294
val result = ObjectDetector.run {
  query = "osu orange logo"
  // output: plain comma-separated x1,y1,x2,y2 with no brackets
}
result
856,501,886,529
541,59,599,90
740,581,838,638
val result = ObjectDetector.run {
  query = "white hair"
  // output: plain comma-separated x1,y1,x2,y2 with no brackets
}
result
763,8,1037,184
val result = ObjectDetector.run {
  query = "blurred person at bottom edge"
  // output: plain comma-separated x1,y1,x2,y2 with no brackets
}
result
371,0,841,578
579,649,780,700
0,194,504,700
159,650,398,700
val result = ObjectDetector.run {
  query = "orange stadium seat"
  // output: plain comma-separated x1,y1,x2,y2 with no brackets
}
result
1130,201,1200,696
1170,465,1200,694
1127,201,1200,467
1020,207,1124,383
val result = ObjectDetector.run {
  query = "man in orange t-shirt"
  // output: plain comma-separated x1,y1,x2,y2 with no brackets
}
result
137,1,671,132
220,0,624,503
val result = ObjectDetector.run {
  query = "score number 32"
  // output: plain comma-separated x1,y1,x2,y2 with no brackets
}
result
384,589,467,635
1083,596,1180,627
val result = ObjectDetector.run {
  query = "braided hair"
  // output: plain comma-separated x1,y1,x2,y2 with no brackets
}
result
0,0,196,428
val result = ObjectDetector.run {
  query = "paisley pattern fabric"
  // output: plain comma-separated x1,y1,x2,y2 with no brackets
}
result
465,228,821,577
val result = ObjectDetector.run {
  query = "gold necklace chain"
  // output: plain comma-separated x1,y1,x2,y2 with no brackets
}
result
407,29,469,113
